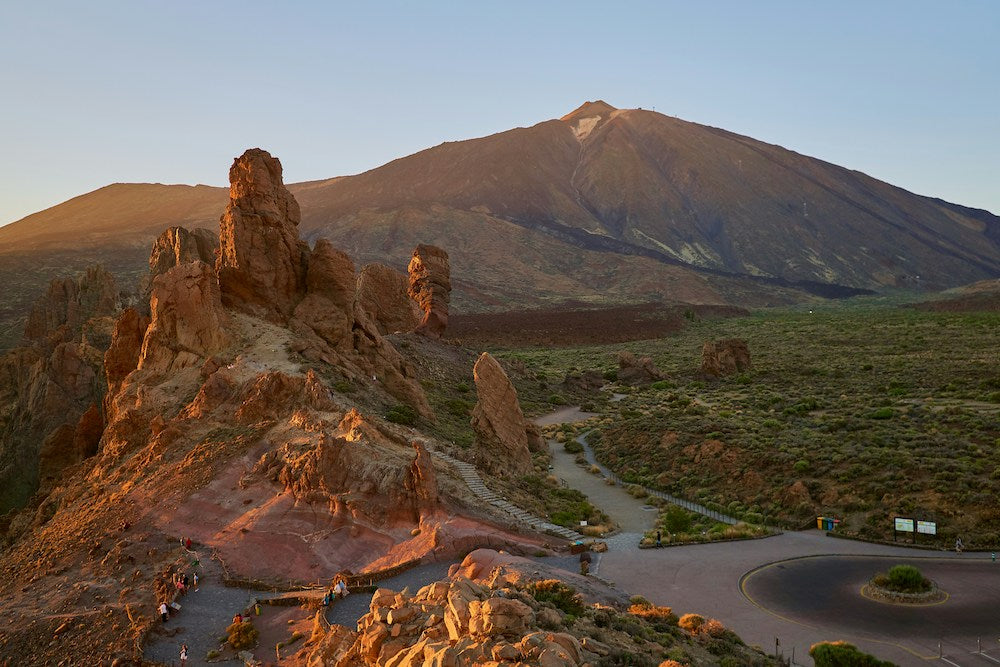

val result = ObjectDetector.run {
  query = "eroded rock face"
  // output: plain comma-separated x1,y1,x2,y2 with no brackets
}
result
216,148,307,320
103,308,149,408
407,244,451,338
138,261,230,374
292,239,356,350
23,265,117,347
701,338,751,377
0,268,118,513
149,226,218,279
470,353,532,475
356,263,421,335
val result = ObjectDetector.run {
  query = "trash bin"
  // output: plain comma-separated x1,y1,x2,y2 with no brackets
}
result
816,516,825,530
822,518,835,531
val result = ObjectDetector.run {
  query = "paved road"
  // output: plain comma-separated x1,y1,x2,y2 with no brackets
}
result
601,531,996,666
743,555,1000,665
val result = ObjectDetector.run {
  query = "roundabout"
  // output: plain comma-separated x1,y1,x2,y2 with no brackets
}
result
741,556,999,642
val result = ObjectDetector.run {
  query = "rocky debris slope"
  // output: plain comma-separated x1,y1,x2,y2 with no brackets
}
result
356,263,422,335
700,339,751,377
0,266,119,515
305,548,778,667
407,244,451,339
470,353,538,476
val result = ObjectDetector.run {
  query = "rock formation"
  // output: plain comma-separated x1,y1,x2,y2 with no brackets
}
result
306,548,773,667
0,268,118,512
701,338,751,377
216,148,307,320
470,353,532,475
407,244,451,338
148,226,218,279
356,263,422,335
22,265,117,347
616,350,665,385
138,261,231,373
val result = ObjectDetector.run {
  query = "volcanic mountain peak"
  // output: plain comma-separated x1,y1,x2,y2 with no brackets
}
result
560,100,619,140
560,99,618,122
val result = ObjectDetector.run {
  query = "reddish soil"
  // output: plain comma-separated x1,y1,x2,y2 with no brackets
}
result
446,302,746,347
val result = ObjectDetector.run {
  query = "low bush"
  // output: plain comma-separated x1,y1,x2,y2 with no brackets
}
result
809,640,895,666
873,564,931,593
385,404,417,425
526,579,585,616
226,621,259,650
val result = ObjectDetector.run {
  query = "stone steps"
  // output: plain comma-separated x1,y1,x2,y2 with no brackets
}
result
421,442,584,542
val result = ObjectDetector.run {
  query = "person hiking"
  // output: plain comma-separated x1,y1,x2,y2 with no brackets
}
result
956,537,964,553
655,530,662,547
193,573,199,590
179,644,188,666
159,602,169,622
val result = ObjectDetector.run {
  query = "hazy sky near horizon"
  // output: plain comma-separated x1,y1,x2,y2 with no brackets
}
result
1,1,998,226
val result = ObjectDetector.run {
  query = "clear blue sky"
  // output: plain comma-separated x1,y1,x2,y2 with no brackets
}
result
1,1,998,226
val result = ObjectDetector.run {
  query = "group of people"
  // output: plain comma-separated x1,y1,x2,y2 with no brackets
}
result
172,570,198,595
321,578,350,605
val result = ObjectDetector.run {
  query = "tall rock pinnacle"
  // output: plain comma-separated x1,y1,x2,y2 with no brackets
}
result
216,148,307,320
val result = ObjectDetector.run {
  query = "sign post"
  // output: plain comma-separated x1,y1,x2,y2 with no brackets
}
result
894,517,915,543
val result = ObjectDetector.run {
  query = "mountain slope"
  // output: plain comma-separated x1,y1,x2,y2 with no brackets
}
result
2,101,998,349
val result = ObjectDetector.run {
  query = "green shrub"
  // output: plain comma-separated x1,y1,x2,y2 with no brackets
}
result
455,382,470,393
333,380,352,393
793,459,810,474
444,398,473,417
564,440,583,454
885,564,930,592
602,369,618,381
385,404,417,425
868,407,894,420
547,394,567,405
809,640,895,666
226,621,259,650
526,580,585,616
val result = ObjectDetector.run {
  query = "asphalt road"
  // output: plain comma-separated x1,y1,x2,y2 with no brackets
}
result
742,555,1000,665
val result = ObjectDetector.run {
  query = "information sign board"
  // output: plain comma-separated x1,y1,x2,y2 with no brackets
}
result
917,520,937,535
894,517,914,532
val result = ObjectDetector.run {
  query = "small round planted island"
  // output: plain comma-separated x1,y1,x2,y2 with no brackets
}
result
862,564,947,605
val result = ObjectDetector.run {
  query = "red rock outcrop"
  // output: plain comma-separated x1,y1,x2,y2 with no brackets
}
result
23,265,117,347
407,244,451,338
138,261,231,374
216,148,307,320
356,263,422,335
292,239,356,349
0,268,118,512
616,350,665,385
470,353,532,475
103,308,149,410
701,338,751,377
148,226,218,278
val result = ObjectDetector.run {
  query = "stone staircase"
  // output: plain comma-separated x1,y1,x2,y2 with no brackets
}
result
428,448,584,542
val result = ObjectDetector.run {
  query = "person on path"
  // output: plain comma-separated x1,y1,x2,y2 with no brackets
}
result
956,537,964,553
179,644,188,666
193,573,199,590
656,530,662,547
334,579,349,598
159,602,169,622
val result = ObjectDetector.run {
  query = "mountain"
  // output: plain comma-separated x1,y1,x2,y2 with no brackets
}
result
2,101,999,348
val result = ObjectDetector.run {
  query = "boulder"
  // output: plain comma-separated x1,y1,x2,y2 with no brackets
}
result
470,353,532,475
701,338,751,377
216,148,307,320
616,350,665,385
356,263,422,335
407,245,450,338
